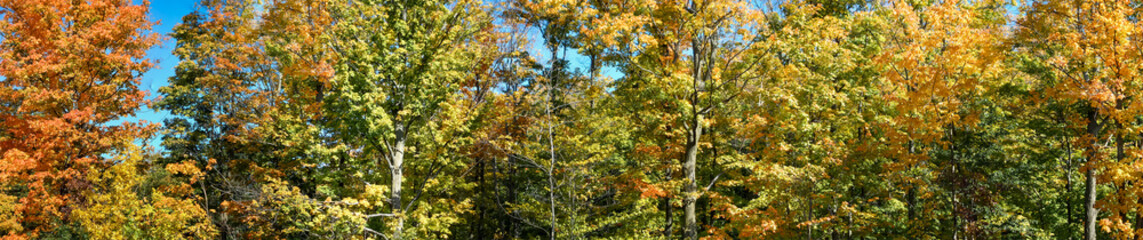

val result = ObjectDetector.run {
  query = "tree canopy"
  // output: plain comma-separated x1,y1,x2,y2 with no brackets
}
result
4,0,1143,239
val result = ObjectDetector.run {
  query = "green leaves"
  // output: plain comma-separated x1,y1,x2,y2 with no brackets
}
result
317,0,490,238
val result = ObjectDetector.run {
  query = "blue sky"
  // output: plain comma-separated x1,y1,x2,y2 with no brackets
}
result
129,0,198,147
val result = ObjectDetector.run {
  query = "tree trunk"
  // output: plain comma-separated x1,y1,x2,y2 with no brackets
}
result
664,167,674,238
807,187,813,240
684,21,706,239
547,85,558,240
1085,110,1100,240
1135,196,1143,240
684,114,702,240
951,127,960,240
392,122,406,240
1065,137,1075,230
548,165,556,240
1086,166,1097,240
1136,138,1143,239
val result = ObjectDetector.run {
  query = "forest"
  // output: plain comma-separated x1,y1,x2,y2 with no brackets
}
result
1,0,1142,239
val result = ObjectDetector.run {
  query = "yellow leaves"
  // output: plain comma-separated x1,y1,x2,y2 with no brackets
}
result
165,160,204,184
362,184,389,207
404,198,473,237
702,118,716,128
75,146,216,240
1026,0,1143,122
0,193,21,236
240,178,370,239
397,109,413,117
342,198,369,209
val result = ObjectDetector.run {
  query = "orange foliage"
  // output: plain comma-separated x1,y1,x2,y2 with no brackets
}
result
0,0,157,238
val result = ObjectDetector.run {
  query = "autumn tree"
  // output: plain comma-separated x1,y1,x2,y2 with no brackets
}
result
319,0,490,238
432,1,630,239
875,0,1013,237
0,0,158,238
158,0,348,237
586,0,773,238
722,2,885,238
1019,0,1143,238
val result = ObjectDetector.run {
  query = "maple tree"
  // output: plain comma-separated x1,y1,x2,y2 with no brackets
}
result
723,3,878,238
584,0,774,238
1018,0,1143,239
875,0,1011,237
318,0,491,239
0,0,159,238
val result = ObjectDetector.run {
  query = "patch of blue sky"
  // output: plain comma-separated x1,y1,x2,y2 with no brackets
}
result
521,26,624,87
116,0,198,150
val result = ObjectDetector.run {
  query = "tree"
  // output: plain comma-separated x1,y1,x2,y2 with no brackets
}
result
0,0,157,237
601,0,771,238
158,0,350,237
1018,0,1143,239
875,0,1011,237
723,2,882,238
321,0,489,238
